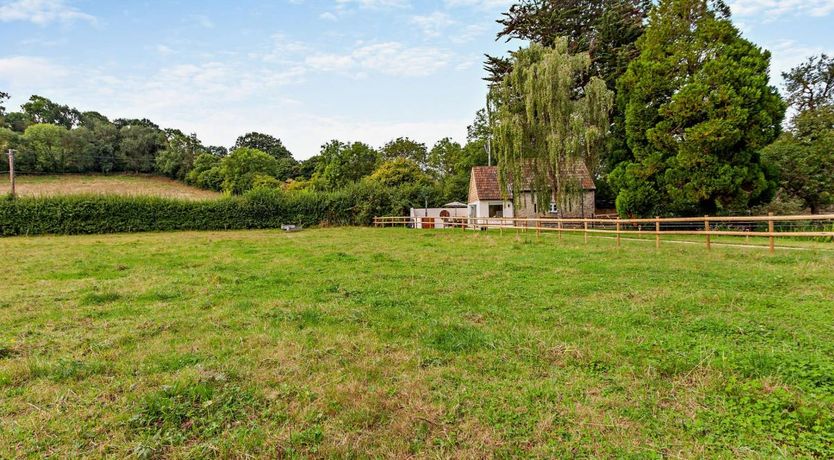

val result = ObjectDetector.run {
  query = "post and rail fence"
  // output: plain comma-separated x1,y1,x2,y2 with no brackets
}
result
373,213,834,253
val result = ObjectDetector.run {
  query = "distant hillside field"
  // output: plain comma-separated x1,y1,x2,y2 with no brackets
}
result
6,175,221,200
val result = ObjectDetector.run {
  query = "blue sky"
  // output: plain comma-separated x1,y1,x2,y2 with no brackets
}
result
1,0,833,159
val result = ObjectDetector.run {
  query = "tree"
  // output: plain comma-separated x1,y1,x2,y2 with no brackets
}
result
233,132,293,160
0,91,8,120
380,137,428,169
219,147,280,194
367,158,431,187
428,138,464,178
782,54,834,112
486,0,650,89
761,55,834,214
186,153,223,191
206,145,228,157
21,95,80,129
489,40,613,212
611,0,784,217
313,140,380,189
156,130,205,180
21,123,70,172
118,124,164,173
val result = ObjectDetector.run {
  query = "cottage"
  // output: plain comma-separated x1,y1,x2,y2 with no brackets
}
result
467,164,595,220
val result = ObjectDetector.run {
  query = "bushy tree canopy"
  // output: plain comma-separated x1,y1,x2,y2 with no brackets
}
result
314,140,380,189
611,0,785,217
367,158,431,188
220,147,281,195
380,137,428,169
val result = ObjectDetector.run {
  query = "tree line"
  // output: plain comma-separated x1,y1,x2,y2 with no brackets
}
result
485,0,834,216
0,93,492,205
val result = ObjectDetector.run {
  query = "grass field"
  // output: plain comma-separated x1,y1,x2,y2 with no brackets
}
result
6,174,221,200
1,228,833,458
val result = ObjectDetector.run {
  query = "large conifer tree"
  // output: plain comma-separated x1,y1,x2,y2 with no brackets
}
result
611,0,785,216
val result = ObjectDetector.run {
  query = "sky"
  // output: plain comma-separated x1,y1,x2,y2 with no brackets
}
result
1,0,833,159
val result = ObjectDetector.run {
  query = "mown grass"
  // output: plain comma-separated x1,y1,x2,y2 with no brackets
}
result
8,174,220,200
1,227,833,458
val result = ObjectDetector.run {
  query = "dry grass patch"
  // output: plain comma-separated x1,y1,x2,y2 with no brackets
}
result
9,174,220,200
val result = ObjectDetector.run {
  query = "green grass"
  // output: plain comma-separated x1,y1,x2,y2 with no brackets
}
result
1,227,833,458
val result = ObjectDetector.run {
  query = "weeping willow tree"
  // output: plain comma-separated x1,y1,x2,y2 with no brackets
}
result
488,38,613,213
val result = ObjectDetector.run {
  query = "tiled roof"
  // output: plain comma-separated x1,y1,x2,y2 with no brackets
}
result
471,162,595,202
471,166,503,200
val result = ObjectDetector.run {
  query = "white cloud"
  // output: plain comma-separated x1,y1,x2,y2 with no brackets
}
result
728,0,834,18
335,0,410,9
766,39,829,87
192,14,214,28
443,0,512,10
319,11,338,21
0,55,67,85
156,44,175,56
304,42,453,77
410,11,456,38
0,0,95,25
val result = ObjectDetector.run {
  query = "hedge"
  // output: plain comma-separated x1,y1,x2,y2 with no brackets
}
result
0,182,437,236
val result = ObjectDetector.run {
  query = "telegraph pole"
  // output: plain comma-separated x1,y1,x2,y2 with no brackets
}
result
7,149,15,197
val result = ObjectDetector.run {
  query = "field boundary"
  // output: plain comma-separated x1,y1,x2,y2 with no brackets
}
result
374,213,834,253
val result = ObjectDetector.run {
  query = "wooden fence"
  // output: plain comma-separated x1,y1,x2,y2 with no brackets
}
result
373,213,834,253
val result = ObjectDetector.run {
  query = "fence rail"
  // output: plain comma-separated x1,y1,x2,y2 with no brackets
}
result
373,213,834,253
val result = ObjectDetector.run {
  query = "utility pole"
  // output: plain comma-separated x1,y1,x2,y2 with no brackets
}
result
7,149,14,197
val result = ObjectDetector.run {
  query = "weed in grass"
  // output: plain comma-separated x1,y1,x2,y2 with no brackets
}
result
427,324,489,353
28,358,111,382
695,379,834,457
129,378,262,453
79,290,121,306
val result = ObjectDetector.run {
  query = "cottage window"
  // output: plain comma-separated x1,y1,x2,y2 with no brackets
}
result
549,202,558,213
488,204,503,218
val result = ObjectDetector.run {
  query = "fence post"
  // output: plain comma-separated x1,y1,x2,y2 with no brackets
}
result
558,219,562,240
536,218,541,240
705,215,711,251
655,216,660,249
616,217,621,248
768,212,775,254
584,219,589,244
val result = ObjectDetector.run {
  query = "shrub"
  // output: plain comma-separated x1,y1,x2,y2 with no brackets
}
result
0,182,437,236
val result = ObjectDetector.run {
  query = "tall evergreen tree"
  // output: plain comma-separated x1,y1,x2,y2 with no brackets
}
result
610,0,784,216
485,0,650,89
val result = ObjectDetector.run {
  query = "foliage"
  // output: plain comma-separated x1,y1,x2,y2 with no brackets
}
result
782,54,834,112
427,137,463,178
118,124,165,173
367,158,431,188
611,0,785,217
762,107,834,214
20,95,80,129
20,123,71,172
0,182,442,236
380,137,428,169
486,0,650,89
219,147,280,195
313,140,380,189
489,40,613,212
186,153,223,191
155,130,205,180
231,131,299,186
